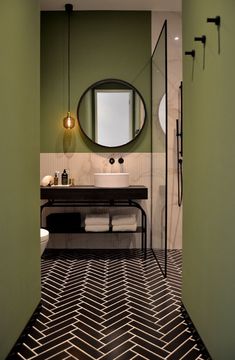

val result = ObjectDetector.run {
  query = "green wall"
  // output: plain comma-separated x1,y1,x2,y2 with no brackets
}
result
182,1,235,358
0,1,40,358
41,11,151,153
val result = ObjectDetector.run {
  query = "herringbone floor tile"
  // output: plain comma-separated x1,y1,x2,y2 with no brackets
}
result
13,249,211,360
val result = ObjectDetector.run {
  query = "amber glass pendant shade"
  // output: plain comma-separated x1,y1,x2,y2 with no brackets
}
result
63,111,75,129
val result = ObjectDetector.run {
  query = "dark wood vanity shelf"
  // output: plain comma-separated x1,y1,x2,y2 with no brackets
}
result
40,185,148,201
40,185,148,258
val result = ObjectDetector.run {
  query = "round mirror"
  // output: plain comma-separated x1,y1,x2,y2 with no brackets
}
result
77,79,146,147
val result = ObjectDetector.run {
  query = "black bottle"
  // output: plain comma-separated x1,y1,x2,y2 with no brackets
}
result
61,169,68,185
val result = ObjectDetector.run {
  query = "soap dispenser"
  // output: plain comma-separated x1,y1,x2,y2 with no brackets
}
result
54,171,59,185
61,169,68,185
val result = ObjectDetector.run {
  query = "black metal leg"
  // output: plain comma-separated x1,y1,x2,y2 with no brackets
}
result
141,211,144,251
143,211,147,259
41,199,148,259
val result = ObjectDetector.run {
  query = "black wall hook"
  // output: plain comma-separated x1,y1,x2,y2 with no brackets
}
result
207,16,221,54
194,35,206,45
207,16,220,26
185,50,195,58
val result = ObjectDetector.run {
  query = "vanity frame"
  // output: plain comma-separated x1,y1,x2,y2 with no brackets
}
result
40,186,148,258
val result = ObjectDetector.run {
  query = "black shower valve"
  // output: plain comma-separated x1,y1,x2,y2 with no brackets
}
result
185,50,195,58
194,35,206,45
118,157,124,164
207,16,220,26
109,157,115,165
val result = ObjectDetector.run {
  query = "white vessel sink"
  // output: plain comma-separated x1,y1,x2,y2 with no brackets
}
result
94,173,129,188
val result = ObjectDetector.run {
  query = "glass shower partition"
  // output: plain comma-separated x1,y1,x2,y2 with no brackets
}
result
151,21,168,277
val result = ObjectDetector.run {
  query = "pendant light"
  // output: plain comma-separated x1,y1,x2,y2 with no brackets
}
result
63,3,75,129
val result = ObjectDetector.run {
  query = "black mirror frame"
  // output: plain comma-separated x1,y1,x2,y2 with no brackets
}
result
77,78,147,148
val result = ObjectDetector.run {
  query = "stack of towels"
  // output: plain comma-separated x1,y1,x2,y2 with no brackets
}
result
85,213,110,232
112,214,137,232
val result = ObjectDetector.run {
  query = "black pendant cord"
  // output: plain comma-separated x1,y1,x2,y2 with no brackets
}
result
65,4,73,113
67,7,71,112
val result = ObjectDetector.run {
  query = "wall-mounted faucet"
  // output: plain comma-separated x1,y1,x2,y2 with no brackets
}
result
109,158,115,165
118,157,124,164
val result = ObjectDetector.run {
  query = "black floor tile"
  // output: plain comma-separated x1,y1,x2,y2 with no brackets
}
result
40,324,75,345
181,347,203,359
70,337,103,358
132,336,170,358
115,349,136,360
103,304,130,321
72,327,104,349
23,335,40,349
29,327,44,340
167,339,199,360
35,333,73,354
132,345,164,360
101,310,131,328
161,323,188,343
43,318,77,336
129,320,163,339
101,324,132,345
164,330,192,352
99,332,133,353
157,309,183,329
75,314,105,332
45,350,72,360
101,317,131,336
129,313,160,331
17,344,36,359
99,340,135,360
74,321,104,340
67,346,94,360
11,249,210,360
29,342,72,360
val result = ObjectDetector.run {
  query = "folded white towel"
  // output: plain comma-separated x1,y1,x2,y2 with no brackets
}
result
112,214,137,226
112,223,137,232
85,213,109,225
85,224,109,232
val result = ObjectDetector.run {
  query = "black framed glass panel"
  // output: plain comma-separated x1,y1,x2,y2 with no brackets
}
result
151,21,168,277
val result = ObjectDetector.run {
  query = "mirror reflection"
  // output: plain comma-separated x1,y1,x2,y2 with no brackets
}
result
77,79,146,147
158,94,166,134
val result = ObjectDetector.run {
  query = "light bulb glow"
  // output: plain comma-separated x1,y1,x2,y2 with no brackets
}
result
63,112,75,129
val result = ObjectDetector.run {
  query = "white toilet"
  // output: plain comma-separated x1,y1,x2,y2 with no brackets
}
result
40,228,49,256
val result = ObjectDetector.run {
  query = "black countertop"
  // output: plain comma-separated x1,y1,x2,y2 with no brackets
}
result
40,185,148,201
